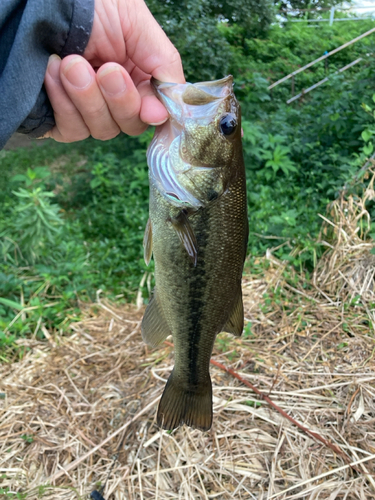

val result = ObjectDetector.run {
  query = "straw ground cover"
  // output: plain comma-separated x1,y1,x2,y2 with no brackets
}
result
1,176,375,499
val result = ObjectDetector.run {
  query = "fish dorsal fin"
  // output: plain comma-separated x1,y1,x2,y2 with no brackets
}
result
141,290,172,348
222,287,244,337
143,218,153,266
169,211,198,266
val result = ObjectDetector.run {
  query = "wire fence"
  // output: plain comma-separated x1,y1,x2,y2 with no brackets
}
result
286,57,363,104
267,24,375,104
268,26,375,90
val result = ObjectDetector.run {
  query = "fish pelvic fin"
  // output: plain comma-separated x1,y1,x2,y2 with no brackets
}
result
143,218,153,266
141,290,172,347
157,370,212,431
222,287,244,337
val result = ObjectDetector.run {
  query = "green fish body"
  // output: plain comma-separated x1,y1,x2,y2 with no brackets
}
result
142,76,248,431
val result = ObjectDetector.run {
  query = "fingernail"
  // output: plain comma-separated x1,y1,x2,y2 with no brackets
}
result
64,57,92,89
148,118,168,126
99,67,126,95
47,54,61,81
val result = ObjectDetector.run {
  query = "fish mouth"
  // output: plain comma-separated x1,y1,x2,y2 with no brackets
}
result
151,75,233,95
147,76,236,208
151,76,233,124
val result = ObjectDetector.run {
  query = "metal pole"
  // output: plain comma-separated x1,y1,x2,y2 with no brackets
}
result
329,7,335,26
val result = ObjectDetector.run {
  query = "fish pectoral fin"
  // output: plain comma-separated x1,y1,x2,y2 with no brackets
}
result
143,218,153,266
157,370,212,431
141,290,172,348
170,211,198,266
222,288,244,337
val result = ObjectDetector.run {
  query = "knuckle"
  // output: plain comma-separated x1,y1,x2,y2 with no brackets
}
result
53,110,73,123
83,101,108,120
118,108,140,123
60,130,90,143
123,124,148,137
76,131,91,141
91,128,120,141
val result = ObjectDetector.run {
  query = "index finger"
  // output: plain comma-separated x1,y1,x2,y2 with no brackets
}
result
121,0,185,84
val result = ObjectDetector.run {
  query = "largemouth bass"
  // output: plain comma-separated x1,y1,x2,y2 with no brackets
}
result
142,75,248,431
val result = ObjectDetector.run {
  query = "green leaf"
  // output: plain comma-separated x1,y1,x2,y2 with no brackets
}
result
361,130,373,143
27,168,36,180
362,103,372,113
33,166,51,179
10,174,28,183
21,433,34,443
243,322,253,338
0,298,23,311
337,342,348,350
363,142,373,156
90,178,102,189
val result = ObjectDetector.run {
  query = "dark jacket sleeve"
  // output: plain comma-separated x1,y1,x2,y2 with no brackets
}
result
0,0,94,149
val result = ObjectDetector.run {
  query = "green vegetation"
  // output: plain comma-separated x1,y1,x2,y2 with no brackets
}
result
21,434,34,444
0,486,27,499
1,1,375,352
0,133,153,346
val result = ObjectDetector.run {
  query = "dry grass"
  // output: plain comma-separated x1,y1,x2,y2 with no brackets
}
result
1,175,375,500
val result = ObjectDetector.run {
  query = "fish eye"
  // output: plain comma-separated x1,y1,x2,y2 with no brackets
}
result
219,114,237,136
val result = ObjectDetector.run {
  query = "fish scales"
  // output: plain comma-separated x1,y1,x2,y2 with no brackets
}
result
142,76,248,431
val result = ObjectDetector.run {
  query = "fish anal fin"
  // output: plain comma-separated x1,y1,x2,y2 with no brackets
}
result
170,211,198,266
222,288,244,337
141,291,171,348
143,218,153,266
157,370,212,431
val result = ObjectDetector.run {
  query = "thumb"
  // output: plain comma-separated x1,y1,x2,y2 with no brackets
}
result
120,0,185,84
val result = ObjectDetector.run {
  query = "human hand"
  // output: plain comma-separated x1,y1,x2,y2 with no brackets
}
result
43,0,185,142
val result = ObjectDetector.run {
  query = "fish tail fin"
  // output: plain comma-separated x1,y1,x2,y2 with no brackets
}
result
157,370,212,431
